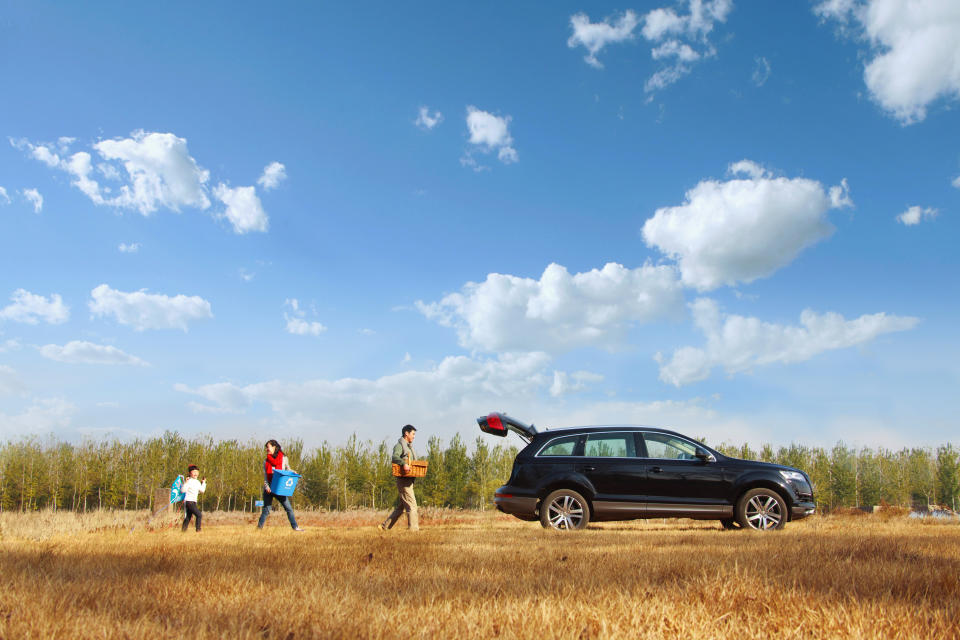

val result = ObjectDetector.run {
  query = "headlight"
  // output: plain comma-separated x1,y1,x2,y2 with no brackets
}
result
779,470,806,482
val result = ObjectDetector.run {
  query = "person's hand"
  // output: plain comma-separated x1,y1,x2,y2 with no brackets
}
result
402,464,411,474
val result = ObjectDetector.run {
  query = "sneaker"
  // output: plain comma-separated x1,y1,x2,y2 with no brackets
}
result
292,527,304,532
377,524,386,532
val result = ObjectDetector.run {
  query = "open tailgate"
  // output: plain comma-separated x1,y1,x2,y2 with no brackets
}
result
477,412,538,443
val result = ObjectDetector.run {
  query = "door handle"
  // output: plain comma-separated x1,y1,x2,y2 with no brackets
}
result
581,466,596,472
651,466,663,473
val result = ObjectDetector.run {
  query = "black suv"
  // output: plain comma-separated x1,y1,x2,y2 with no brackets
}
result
478,412,815,531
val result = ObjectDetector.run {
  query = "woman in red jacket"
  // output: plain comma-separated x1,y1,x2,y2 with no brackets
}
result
257,439,303,531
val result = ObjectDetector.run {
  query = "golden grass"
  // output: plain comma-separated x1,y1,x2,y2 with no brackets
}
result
1,510,957,639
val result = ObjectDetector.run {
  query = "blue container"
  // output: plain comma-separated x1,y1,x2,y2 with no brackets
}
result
269,469,301,496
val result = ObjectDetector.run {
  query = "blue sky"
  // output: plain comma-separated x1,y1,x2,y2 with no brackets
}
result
1,1,957,449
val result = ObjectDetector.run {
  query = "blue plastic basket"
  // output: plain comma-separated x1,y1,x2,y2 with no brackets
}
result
269,469,301,496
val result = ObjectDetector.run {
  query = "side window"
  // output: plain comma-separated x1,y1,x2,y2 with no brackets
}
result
538,435,580,457
642,433,702,460
584,433,636,458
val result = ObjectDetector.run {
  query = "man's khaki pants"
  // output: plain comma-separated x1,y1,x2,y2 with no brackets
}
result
382,477,418,530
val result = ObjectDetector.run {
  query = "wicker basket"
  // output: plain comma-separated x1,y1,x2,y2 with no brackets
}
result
392,460,428,478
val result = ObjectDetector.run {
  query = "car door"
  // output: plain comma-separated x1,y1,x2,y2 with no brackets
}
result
639,432,731,517
578,431,646,519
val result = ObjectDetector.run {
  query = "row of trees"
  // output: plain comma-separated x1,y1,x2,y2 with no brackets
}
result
0,432,957,513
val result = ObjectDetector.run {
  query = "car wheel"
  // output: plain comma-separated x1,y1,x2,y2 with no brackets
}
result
736,488,787,530
720,517,740,530
540,489,590,530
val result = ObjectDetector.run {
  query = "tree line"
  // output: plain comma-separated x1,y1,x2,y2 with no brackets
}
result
0,432,957,513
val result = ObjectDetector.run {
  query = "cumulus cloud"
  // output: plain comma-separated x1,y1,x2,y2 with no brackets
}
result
0,397,75,437
814,0,960,124
567,10,640,68
0,289,69,325
550,370,605,397
213,183,269,234
464,106,518,166
257,162,287,190
640,0,734,93
13,132,211,213
896,205,938,226
282,298,326,336
174,351,559,421
88,284,212,331
10,132,302,234
953,175,960,188
118,242,140,253
22,188,43,213
0,187,9,204
39,340,149,366
417,262,684,354
656,298,920,386
642,160,851,291
415,106,444,130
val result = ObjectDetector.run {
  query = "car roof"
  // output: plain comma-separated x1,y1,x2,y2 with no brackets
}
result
540,425,686,436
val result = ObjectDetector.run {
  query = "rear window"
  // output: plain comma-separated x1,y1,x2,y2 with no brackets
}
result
537,435,580,456
584,433,636,457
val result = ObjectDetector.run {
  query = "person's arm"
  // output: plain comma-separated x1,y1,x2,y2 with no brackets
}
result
391,441,405,466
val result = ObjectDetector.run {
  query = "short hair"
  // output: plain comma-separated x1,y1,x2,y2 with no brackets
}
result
187,464,199,473
402,424,417,436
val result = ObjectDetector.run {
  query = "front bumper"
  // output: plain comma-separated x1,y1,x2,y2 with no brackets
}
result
791,501,816,520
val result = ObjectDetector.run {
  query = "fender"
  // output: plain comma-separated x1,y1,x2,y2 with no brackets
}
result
536,471,596,501
731,471,795,506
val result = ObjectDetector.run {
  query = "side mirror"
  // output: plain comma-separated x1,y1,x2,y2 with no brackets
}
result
695,451,716,463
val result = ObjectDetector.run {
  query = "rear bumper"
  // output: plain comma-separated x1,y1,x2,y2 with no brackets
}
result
494,495,538,518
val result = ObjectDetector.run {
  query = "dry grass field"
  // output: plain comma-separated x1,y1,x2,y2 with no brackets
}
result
1,508,958,639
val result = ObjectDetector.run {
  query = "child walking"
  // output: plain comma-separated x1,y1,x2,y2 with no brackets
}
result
181,464,206,532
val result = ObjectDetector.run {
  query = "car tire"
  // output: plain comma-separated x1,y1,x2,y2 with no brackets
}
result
720,517,740,530
540,489,590,530
736,488,787,531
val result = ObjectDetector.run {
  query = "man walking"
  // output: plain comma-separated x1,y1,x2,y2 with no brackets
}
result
379,424,419,531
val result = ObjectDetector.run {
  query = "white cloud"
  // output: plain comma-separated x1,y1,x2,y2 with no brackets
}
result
39,340,149,366
257,162,287,190
22,188,42,213
283,298,326,336
0,397,75,437
815,0,960,124
93,130,211,213
88,284,212,331
174,351,558,425
752,56,771,86
0,365,24,396
640,0,734,93
567,10,640,68
15,130,212,214
417,262,684,354
415,107,444,130
0,186,9,204
896,205,939,226
953,175,960,188
213,183,268,234
286,317,327,336
464,106,518,166
550,370,605,397
0,289,69,325
656,298,920,386
642,161,850,291
118,242,140,253
0,339,22,353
